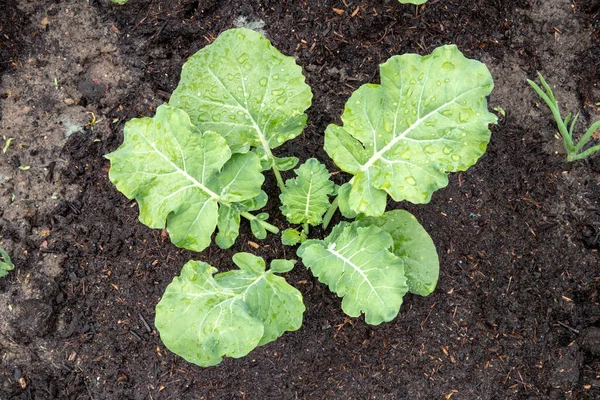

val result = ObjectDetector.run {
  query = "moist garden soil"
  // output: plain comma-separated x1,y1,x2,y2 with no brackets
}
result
0,0,599,399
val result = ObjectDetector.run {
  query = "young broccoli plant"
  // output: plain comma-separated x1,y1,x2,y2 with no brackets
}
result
107,28,496,367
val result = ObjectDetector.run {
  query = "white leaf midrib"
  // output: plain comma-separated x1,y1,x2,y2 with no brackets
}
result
138,129,221,201
359,86,482,172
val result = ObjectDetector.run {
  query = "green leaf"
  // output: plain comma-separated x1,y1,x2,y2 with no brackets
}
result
398,0,427,4
273,156,299,171
0,247,15,278
155,254,305,367
357,210,438,296
281,228,306,246
298,222,408,325
106,105,264,252
336,183,358,219
169,28,313,168
215,204,241,249
250,213,269,239
270,259,297,273
325,45,496,216
238,190,268,213
216,191,268,249
280,158,335,227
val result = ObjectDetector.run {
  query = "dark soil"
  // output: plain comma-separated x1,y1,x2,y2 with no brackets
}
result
1,0,599,399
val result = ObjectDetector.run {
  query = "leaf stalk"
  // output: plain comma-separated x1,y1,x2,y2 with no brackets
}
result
272,166,285,192
322,196,339,230
240,211,280,234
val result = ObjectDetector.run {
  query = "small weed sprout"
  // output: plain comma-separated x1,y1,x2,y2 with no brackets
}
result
0,247,15,278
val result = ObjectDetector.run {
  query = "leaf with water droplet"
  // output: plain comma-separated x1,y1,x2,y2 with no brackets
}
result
155,255,305,367
169,28,312,164
356,210,439,296
298,221,408,325
279,158,335,227
105,105,265,252
324,44,496,215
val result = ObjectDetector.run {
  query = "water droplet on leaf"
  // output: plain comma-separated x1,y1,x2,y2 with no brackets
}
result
441,61,455,71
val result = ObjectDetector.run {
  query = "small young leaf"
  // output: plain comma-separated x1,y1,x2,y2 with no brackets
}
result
281,228,306,246
169,28,312,167
239,190,268,211
250,213,269,239
155,254,305,367
357,210,439,296
298,222,408,325
280,158,335,226
215,204,241,249
270,259,297,273
325,45,496,216
273,156,299,171
216,191,269,248
106,105,264,252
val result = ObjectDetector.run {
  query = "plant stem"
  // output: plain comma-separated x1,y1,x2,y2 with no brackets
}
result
570,144,600,161
240,212,279,234
272,166,285,192
322,196,338,230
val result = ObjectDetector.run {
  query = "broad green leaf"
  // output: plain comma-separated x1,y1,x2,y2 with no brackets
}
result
155,254,304,366
281,228,306,246
169,28,313,168
0,247,14,278
298,222,408,325
357,210,438,296
325,45,497,216
106,105,264,252
280,158,335,227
